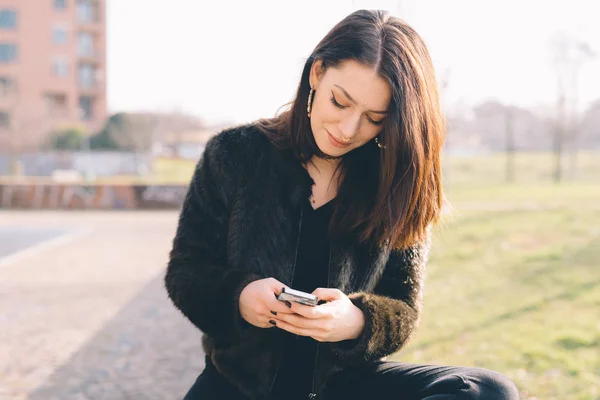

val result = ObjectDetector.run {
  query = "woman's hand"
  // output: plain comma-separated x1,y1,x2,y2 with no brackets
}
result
271,288,365,342
239,278,296,328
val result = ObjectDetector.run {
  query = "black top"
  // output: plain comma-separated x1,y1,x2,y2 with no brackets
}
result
270,197,335,399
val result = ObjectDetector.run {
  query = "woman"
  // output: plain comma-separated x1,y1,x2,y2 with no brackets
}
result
165,9,520,400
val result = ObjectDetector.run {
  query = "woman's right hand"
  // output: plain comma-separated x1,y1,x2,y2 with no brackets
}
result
239,278,294,328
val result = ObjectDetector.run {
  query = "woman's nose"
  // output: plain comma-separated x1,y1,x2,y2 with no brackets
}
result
338,113,361,139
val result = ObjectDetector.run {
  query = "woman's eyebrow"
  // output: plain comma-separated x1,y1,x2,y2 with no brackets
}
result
333,84,388,114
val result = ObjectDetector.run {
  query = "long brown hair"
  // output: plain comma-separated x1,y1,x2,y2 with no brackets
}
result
256,9,445,250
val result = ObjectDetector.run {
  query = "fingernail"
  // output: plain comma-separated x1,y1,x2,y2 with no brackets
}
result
270,310,277,316
285,301,292,308
269,320,276,326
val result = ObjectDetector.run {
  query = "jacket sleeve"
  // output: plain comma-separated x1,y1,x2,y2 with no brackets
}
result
328,233,431,366
164,134,263,342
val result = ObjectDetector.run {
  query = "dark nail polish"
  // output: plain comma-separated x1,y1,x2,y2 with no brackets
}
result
270,310,277,316
285,301,292,308
269,319,276,326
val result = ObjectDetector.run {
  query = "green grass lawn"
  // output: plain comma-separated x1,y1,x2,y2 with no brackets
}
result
443,151,600,184
396,184,600,400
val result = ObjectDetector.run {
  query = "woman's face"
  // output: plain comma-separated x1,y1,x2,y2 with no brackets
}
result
308,59,392,157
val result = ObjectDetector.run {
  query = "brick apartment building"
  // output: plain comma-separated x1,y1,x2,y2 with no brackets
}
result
0,0,106,151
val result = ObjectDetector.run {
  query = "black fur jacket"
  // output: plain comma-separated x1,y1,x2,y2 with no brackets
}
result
164,123,430,400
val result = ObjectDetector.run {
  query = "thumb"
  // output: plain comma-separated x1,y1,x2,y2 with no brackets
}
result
312,287,343,302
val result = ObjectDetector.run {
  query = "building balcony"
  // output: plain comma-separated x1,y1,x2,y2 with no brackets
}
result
77,49,103,65
76,22,102,34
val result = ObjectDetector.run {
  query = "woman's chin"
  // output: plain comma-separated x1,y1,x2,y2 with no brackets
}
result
313,133,349,159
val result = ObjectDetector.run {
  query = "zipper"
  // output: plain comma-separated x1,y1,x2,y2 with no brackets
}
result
290,208,303,288
268,208,304,396
309,340,321,398
308,243,332,399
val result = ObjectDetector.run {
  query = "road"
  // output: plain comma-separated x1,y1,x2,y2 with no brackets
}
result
0,211,205,400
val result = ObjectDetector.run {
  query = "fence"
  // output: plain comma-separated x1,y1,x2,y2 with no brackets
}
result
0,152,153,177
0,183,188,210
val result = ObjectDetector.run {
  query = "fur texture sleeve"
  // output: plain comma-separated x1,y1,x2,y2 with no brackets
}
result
328,234,431,365
164,133,263,342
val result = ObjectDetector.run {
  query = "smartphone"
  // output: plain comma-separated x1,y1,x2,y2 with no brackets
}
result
276,287,318,307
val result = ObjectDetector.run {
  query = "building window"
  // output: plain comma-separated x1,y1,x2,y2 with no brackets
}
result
52,57,69,77
77,0,96,23
0,43,17,63
0,9,17,29
52,26,68,44
78,63,95,88
0,111,10,128
54,0,67,10
44,93,68,117
79,96,94,120
77,32,94,57
0,76,17,97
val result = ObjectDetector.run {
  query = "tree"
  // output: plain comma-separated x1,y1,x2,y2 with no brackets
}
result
89,110,206,174
46,126,88,150
88,126,120,150
473,101,542,182
93,111,206,152
473,101,516,182
549,31,596,182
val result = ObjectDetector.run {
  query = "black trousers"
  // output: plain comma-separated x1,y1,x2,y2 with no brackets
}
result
183,357,520,400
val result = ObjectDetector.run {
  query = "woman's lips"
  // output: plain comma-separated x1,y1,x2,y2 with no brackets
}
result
327,131,350,148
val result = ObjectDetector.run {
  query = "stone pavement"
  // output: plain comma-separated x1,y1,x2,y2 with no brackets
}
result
0,211,205,400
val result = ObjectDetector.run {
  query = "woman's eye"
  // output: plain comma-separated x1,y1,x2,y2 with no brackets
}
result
330,95,346,109
331,92,384,125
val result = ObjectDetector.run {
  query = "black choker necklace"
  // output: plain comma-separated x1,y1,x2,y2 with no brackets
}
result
314,147,343,161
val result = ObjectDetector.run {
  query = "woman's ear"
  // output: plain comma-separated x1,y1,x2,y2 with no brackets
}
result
309,59,324,88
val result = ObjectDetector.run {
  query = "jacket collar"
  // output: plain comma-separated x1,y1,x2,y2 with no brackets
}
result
273,146,314,210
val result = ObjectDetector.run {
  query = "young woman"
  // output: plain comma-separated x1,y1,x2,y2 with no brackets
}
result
165,9,520,400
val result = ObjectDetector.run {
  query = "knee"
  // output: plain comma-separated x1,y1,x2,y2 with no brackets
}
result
459,368,520,400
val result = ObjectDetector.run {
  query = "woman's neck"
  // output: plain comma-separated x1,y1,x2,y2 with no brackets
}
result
305,156,343,197
309,155,340,176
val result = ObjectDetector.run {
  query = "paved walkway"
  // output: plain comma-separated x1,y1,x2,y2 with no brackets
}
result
0,211,205,400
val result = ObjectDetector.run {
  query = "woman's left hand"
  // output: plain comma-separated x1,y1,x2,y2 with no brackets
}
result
271,288,365,343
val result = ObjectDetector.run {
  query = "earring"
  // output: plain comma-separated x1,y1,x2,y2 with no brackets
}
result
307,87,314,117
374,136,386,149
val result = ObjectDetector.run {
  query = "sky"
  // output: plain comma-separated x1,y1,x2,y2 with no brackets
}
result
106,0,600,125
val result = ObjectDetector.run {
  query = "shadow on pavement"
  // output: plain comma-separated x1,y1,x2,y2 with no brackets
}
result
28,271,205,400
